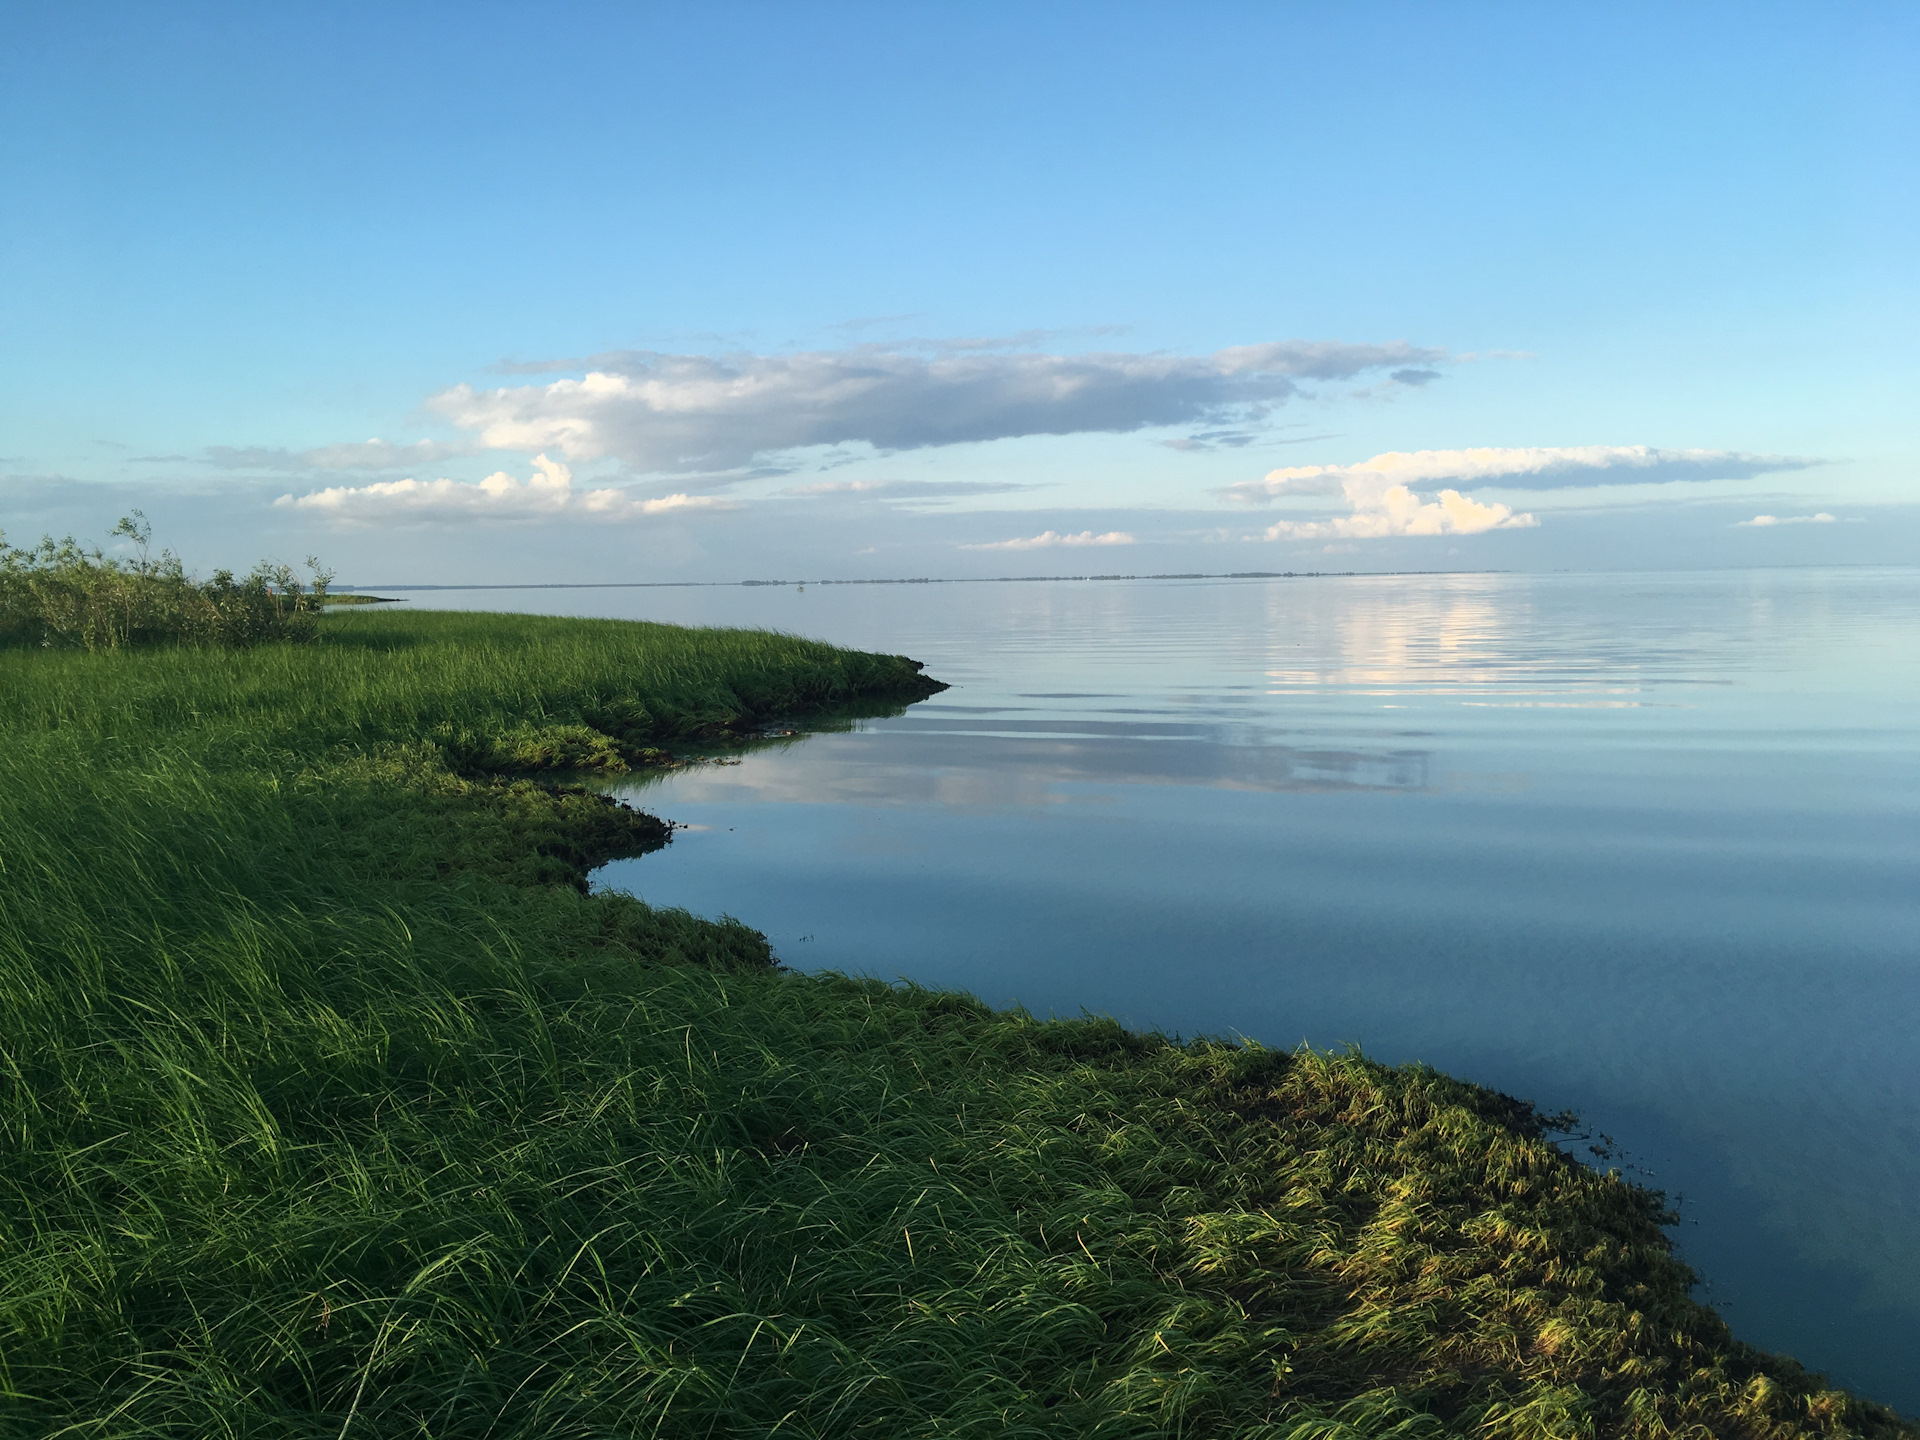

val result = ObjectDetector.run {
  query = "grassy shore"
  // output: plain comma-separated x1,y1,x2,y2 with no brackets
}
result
0,609,1908,1437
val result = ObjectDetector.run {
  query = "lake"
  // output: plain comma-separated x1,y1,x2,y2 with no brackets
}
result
404,567,1920,1411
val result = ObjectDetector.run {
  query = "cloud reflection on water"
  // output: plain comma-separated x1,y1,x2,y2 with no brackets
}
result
626,728,1435,808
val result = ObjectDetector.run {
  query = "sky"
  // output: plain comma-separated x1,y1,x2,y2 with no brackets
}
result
2,1,1915,583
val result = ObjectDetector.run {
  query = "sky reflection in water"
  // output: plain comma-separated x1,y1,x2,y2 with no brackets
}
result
416,569,1920,1411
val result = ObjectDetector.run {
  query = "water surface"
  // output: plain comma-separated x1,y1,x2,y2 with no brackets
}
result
410,569,1920,1410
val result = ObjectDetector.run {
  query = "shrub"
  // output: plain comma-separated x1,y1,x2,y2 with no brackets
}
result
0,511,332,650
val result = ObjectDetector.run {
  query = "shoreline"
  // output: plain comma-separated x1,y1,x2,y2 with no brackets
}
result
0,609,1909,1434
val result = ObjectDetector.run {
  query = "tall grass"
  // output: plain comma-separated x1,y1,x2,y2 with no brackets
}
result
0,610,1907,1437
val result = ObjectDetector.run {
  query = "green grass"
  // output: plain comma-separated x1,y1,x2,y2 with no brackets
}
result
0,609,1908,1437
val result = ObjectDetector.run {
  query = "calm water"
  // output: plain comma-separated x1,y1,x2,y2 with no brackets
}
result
408,569,1920,1410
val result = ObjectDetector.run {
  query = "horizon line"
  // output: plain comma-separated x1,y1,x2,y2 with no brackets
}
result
336,568,1505,592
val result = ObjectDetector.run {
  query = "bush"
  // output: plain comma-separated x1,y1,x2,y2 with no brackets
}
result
0,511,332,651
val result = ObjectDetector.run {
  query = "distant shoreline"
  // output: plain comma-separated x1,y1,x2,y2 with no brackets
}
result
338,568,1505,592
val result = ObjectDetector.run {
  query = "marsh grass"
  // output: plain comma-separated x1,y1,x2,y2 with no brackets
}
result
0,610,1908,1437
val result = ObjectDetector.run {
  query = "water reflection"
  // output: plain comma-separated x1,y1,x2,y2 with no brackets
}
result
412,569,1920,1412
628,726,1434,804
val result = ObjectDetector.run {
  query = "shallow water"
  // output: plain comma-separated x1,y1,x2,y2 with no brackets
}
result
406,569,1920,1410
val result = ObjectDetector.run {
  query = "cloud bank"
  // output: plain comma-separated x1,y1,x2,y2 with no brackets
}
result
778,479,1039,501
210,439,476,472
1229,445,1818,502
275,455,734,524
426,340,1444,472
1737,512,1836,527
1263,487,1537,541
1234,444,1829,543
1228,443,1812,503
961,530,1138,551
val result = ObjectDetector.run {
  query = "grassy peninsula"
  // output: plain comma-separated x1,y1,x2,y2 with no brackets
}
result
0,606,1911,1437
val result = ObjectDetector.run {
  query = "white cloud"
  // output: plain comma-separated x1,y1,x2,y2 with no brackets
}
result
274,455,737,524
1228,445,1818,502
1262,483,1536,541
1737,512,1837,526
961,529,1138,551
425,340,1444,472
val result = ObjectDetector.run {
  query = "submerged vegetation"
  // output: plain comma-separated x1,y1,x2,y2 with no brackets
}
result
0,602,1909,1436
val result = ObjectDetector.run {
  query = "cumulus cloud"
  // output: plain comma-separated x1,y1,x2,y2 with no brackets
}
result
1228,445,1818,502
1262,486,1536,541
961,529,1138,551
208,439,477,472
1737,512,1836,527
425,340,1444,472
274,455,737,524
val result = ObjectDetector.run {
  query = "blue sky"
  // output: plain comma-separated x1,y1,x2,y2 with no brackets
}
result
3,1,1915,581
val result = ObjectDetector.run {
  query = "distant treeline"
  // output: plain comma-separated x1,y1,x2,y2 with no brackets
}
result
0,512,332,651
